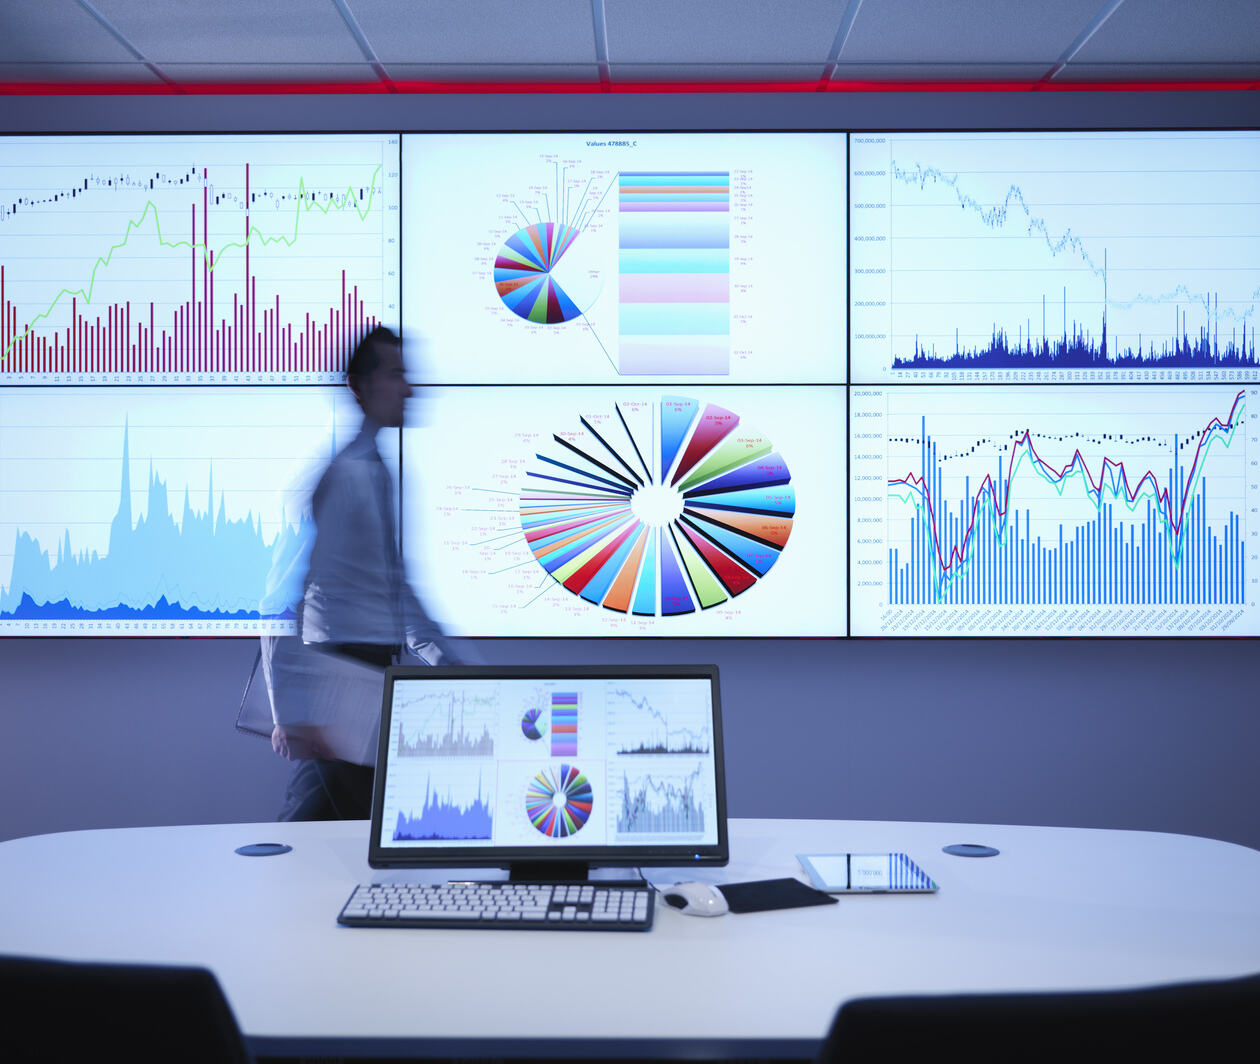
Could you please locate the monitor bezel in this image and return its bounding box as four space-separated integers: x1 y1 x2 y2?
368 663 729 870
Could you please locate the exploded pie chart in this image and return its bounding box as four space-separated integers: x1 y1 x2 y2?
519 396 796 617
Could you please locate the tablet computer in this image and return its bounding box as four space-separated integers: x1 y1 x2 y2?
797 853 938 893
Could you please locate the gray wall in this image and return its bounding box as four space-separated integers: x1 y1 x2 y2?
2 636 1256 847
2 90 1257 849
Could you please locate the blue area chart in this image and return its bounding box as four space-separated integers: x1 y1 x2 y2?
1 422 305 627
393 774 493 841
519 396 797 617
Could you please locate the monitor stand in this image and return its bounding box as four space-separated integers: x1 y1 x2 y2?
508 860 590 883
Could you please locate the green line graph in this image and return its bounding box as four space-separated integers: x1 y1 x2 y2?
0 135 399 378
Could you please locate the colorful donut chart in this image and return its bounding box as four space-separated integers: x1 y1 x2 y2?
524 764 593 838
519 396 795 616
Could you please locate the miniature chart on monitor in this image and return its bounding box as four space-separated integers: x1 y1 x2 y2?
849 130 1260 384
0 134 400 385
376 674 722 853
402 132 846 384
0 386 366 635
403 385 845 636
849 384 1259 637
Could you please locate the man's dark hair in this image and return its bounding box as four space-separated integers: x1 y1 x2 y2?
346 325 400 385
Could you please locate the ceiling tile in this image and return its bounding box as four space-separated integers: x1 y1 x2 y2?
384 63 601 84
89 0 366 63
608 62 827 83
1072 0 1260 63
159 63 383 85
839 0 1101 63
0 62 163 84
0 0 138 63
349 0 598 63
604 0 844 62
829 62 1053 83
1055 62 1260 82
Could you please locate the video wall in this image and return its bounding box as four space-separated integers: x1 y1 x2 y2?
0 130 1256 637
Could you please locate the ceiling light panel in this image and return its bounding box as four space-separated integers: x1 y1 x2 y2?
1071 0 1260 63
88 0 367 63
838 0 1102 63
0 1 139 62
604 0 843 63
348 0 598 64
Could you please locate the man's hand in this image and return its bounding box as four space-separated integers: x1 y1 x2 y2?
271 723 333 761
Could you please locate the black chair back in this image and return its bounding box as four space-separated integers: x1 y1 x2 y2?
820 973 1260 1061
0 955 254 1064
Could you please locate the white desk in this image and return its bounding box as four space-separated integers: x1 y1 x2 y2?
2 818 1258 1060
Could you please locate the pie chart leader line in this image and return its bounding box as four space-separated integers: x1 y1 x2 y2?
615 402 656 483
531 454 634 494
550 401 655 493
512 164 609 235
580 414 646 486
521 499 629 536
518 397 796 617
531 513 637 570
550 434 639 489
499 168 620 372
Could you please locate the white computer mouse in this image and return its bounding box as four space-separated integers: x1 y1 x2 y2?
661 881 729 917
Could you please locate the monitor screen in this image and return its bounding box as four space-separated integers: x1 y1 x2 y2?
403 384 846 638
401 131 846 385
369 665 728 872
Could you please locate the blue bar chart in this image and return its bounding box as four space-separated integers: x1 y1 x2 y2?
849 385 1259 636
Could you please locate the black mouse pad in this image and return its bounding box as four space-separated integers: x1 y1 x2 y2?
718 877 838 914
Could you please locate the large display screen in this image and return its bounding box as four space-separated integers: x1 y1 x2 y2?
1 129 1256 638
403 385 846 637
1 134 400 385
849 130 1259 385
402 132 846 384
849 384 1257 637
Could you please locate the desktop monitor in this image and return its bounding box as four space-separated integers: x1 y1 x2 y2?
369 664 728 880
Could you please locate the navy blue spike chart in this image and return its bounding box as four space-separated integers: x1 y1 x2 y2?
849 131 1260 384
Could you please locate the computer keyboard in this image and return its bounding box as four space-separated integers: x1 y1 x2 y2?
338 881 655 931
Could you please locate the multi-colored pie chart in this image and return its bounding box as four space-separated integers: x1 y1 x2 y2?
525 764 593 838
521 707 546 741
519 396 795 616
493 222 585 324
